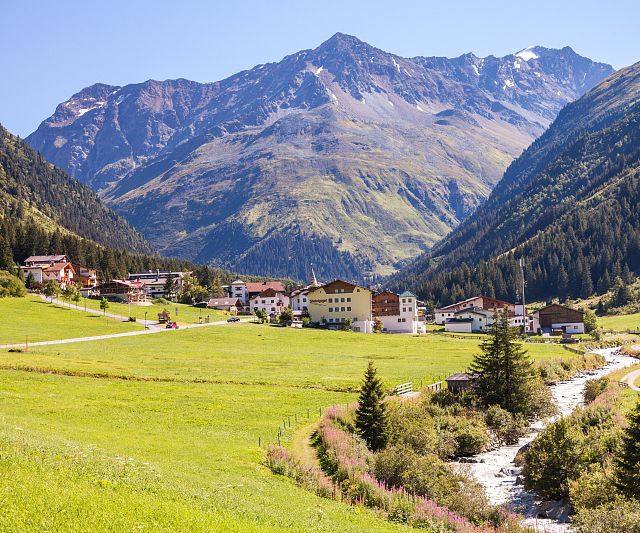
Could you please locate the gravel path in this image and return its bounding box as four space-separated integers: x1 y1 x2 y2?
620 367 640 391
458 348 638 532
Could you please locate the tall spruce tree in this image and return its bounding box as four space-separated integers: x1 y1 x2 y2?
469 309 533 415
615 399 640 500
355 361 388 452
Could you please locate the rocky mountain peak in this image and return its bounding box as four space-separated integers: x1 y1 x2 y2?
26 35 616 280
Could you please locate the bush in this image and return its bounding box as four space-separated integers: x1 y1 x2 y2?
451 418 489 456
583 377 610 403
568 467 618 512
0 270 26 297
573 499 640 532
485 405 528 445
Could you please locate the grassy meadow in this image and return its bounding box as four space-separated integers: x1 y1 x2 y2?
599 312 640 332
0 296 578 530
0 295 143 345
78 296 228 325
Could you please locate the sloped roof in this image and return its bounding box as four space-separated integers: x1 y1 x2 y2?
399 290 418 298
246 281 286 293
208 298 241 306
25 254 67 263
43 262 74 273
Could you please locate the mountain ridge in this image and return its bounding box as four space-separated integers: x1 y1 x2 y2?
27 34 614 280
391 61 640 304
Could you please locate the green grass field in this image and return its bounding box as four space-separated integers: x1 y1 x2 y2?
0 298 577 530
2 323 572 390
599 312 640 332
78 296 228 325
0 296 143 345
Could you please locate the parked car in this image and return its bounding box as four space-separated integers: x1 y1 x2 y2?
227 317 240 323
193 301 208 308
165 321 179 329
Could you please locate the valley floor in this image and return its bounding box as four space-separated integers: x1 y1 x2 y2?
0 296 581 530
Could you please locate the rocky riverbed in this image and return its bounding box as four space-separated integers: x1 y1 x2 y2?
458 348 638 532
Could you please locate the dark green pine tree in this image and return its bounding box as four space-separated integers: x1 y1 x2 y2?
469 309 532 415
355 361 388 452
615 399 640 500
469 312 505 407
0 235 14 270
501 317 533 414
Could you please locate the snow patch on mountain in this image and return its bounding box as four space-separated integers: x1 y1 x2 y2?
515 46 539 61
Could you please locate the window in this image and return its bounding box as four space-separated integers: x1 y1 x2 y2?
341 298 345 303
402 307 406 313
347 297 351 302
347 307 351 312
329 307 333 312
341 307 345 312
270 299 274 304
261 299 266 304
402 318 406 323
398 318 402 323
328 298 332 303
302 297 306 302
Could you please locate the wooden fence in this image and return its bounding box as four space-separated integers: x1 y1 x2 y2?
394 382 413 395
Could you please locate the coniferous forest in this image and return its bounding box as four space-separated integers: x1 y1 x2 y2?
392 61 640 305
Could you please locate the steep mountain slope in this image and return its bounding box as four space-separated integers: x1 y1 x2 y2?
0 123 244 286
0 123 151 253
27 34 614 279
392 62 640 304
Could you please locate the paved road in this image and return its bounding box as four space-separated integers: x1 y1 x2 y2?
621 367 640 391
1 297 254 350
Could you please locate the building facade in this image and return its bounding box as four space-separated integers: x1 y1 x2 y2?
97 280 147 304
207 297 242 314
435 296 515 325
532 304 585 334
127 271 188 300
249 288 290 315
307 280 373 332
373 290 424 334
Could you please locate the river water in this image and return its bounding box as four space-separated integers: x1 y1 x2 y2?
459 348 637 532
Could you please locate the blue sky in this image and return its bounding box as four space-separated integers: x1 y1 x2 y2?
2 0 637 136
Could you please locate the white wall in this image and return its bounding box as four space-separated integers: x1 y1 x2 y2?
444 321 473 333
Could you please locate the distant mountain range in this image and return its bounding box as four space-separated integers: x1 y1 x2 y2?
27 34 614 280
391 61 640 304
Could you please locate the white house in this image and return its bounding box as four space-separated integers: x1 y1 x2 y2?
290 287 311 313
228 280 248 307
207 297 242 314
445 308 494 333
249 288 290 315
435 296 515 325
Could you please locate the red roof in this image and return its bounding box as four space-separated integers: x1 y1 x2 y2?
246 281 286 293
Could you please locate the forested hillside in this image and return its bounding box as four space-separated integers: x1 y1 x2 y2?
0 124 151 253
392 61 640 305
0 123 242 286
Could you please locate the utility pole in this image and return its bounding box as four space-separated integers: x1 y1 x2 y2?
519 257 527 332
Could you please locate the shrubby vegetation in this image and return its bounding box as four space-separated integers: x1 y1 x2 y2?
0 270 26 297
520 376 640 531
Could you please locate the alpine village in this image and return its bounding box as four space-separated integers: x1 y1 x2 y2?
1 5 640 533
